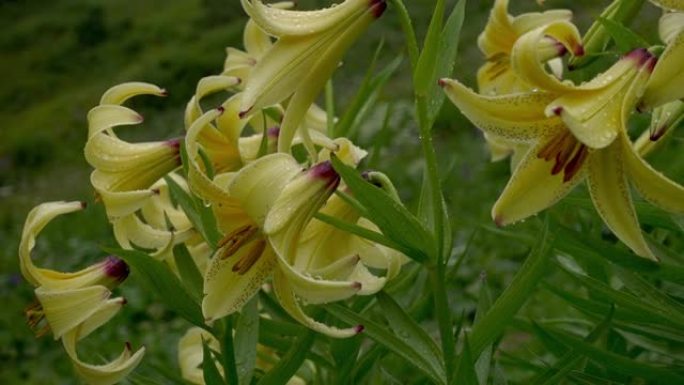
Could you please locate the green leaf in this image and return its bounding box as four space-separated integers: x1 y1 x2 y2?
377 291 445 380
324 303 446 385
426 0 466 125
173 243 204 302
556 267 684 330
542 326 684 384
202 338 226 385
474 274 493 385
469 219 554 358
234 296 259 385
531 309 613 385
453 335 479 385
417 168 453 261
596 17 650 53
256 330 316 385
413 0 445 97
335 41 402 138
105 247 205 329
330 155 435 263
165 175 222 249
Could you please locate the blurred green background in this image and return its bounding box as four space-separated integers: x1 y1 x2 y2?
1 0 674 384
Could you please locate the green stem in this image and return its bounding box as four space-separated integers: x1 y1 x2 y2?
417 96 444 260
325 79 335 137
388 0 419 71
429 267 454 384
221 316 239 385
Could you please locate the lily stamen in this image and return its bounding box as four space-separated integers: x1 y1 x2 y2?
232 239 267 275
218 224 260 259
537 130 588 182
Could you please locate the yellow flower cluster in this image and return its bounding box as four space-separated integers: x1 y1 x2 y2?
18 1 403 384
441 0 684 260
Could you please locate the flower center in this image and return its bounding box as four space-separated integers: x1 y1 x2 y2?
537 130 588 182
25 301 49 337
218 224 260 259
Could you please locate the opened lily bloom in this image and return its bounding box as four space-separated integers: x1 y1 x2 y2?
85 82 181 219
203 152 382 337
475 0 583 161
476 0 581 96
239 0 386 153
19 201 144 385
442 46 684 260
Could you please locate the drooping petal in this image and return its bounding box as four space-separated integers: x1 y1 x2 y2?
272 269 361 338
241 0 374 37
492 136 587 226
239 0 382 123
477 0 572 56
510 21 583 93
440 78 562 142
35 285 111 339
99 82 166 106
586 140 656 260
623 132 684 213
19 201 84 286
642 29 684 109
61 300 145 385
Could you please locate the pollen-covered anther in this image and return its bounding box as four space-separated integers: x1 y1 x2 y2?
218 224 260 259
231 239 266 275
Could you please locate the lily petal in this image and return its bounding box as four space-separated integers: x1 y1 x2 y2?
623 132 684 213
35 285 111 340
492 136 586 226
272 269 360 338
99 82 166 106
241 0 374 37
440 78 562 142
586 140 656 260
510 21 583 93
202 241 276 322
642 29 684 109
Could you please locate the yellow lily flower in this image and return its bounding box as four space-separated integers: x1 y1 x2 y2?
475 1 583 162
19 201 144 384
641 12 684 109
238 0 386 153
476 0 581 96
223 1 295 82
178 327 309 385
86 82 181 219
442 48 684 260
178 327 223 384
202 154 361 335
